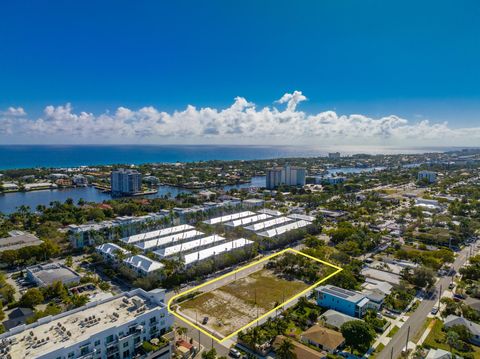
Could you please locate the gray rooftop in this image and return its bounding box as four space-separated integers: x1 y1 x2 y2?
320 309 360 329
0 232 42 252
444 315 480 336
27 263 81 287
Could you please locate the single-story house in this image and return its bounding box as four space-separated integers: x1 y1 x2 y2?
465 297 480 313
273 335 326 359
300 325 345 353
319 309 360 330
444 315 480 346
3 307 34 331
425 348 452 359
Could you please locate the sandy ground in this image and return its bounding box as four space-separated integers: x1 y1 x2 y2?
179 269 308 337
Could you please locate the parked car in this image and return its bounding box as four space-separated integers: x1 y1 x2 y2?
202 316 209 324
448 283 455 290
431 306 439 315
229 348 241 358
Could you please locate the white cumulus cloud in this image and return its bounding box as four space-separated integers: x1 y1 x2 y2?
1 91 479 146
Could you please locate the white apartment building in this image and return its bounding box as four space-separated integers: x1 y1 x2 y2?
110 169 142 196
0 288 173 359
266 164 306 189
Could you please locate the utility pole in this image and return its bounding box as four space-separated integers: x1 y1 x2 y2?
438 284 442 308
196 310 200 349
405 325 410 354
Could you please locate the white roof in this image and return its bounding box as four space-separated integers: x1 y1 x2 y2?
124 255 164 273
96 242 130 257
135 230 203 251
120 224 194 244
184 238 253 265
202 211 255 225
153 234 225 258
257 208 283 216
257 220 311 238
287 213 315 222
224 214 271 227
244 216 292 231
1 289 166 359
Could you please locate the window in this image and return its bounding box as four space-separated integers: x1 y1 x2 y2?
123 350 130 358
68 352 74 358
95 340 101 346
134 337 141 344
80 346 89 356
123 342 129 348
149 316 157 324
106 335 114 343
119 331 124 337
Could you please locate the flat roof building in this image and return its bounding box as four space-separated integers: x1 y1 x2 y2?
110 168 142 196
0 288 173 359
266 164 306 190
0 231 43 252
26 263 81 287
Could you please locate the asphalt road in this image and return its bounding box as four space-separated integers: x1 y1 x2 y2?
377 241 477 359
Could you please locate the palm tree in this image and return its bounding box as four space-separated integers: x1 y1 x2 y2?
276 338 297 359
446 330 459 352
176 327 188 340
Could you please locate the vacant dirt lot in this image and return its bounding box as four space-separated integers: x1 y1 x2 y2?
179 269 309 337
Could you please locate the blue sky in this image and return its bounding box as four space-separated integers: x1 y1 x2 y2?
1 1 480 145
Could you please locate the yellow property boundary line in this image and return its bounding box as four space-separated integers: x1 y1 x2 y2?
167 247 343 343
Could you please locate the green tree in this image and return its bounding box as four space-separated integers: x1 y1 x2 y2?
276 338 297 359
340 320 375 354
201 348 217 359
402 266 435 289
446 330 459 352
19 288 44 308
64 255 73 267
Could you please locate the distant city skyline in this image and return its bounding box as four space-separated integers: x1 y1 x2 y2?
1 1 479 145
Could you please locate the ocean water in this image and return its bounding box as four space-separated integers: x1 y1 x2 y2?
0 145 459 170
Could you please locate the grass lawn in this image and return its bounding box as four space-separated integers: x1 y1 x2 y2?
219 269 308 310
387 325 400 337
424 319 480 357
369 343 385 359
412 317 433 344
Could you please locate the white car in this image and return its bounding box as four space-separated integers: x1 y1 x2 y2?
229 348 241 358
